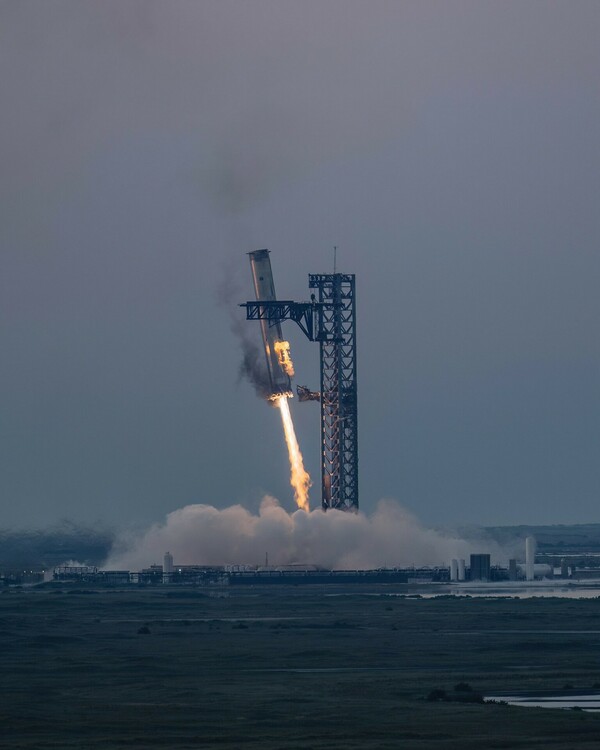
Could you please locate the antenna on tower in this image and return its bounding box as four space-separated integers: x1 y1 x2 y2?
333 245 337 274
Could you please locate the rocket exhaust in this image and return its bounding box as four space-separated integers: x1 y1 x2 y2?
276 394 311 511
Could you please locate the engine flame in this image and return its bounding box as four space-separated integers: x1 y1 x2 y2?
275 395 311 511
274 340 295 378
267 390 293 402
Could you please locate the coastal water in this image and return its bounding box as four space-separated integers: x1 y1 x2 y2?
430 582 600 599
327 582 600 599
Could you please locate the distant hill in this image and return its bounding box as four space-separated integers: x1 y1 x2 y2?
467 523 600 553
0 524 114 570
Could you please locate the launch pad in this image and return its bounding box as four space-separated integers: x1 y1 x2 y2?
242 252 358 512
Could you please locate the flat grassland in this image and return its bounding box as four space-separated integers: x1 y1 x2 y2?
2 586 600 749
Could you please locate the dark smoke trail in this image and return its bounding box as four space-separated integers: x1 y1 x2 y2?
217 259 270 398
238 336 271 399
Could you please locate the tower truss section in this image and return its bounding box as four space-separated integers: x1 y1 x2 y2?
309 273 358 511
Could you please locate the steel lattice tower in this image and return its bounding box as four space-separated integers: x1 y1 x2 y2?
309 274 358 511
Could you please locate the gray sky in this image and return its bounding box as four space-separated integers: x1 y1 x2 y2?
1 0 599 529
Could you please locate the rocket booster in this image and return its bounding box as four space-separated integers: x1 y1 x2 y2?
248 249 292 398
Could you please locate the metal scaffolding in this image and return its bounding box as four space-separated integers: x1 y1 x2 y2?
309 274 358 511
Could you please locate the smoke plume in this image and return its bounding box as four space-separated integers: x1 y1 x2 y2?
217 259 271 398
106 498 504 571
234 321 271 399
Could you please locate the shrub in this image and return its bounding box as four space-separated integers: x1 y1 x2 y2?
454 682 472 692
427 689 447 702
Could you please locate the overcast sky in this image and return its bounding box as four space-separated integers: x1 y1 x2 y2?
1 1 599 529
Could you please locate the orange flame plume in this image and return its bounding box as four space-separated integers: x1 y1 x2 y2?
274 340 295 378
275 395 311 511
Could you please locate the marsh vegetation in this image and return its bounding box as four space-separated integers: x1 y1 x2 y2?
2 586 600 748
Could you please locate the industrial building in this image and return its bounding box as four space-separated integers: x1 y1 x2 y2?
41 558 600 588
41 537 600 589
469 554 491 581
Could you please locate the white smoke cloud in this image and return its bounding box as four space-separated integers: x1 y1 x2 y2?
106 497 505 571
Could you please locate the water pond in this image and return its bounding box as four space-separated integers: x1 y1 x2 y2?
486 693 600 711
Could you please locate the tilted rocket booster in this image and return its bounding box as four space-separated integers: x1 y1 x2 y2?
248 249 293 399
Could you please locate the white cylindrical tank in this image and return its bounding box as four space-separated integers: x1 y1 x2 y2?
536 563 552 578
517 562 552 580
450 559 458 581
525 536 536 581
458 559 466 581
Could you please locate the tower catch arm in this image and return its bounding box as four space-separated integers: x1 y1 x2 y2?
240 300 322 341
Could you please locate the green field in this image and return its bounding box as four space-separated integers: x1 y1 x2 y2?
2 586 600 749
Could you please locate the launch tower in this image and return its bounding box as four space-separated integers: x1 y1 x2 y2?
309 273 358 511
242 256 358 512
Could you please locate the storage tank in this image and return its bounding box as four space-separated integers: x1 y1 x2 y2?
457 558 466 581
450 559 458 581
525 536 536 581
163 551 174 583
517 562 552 580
